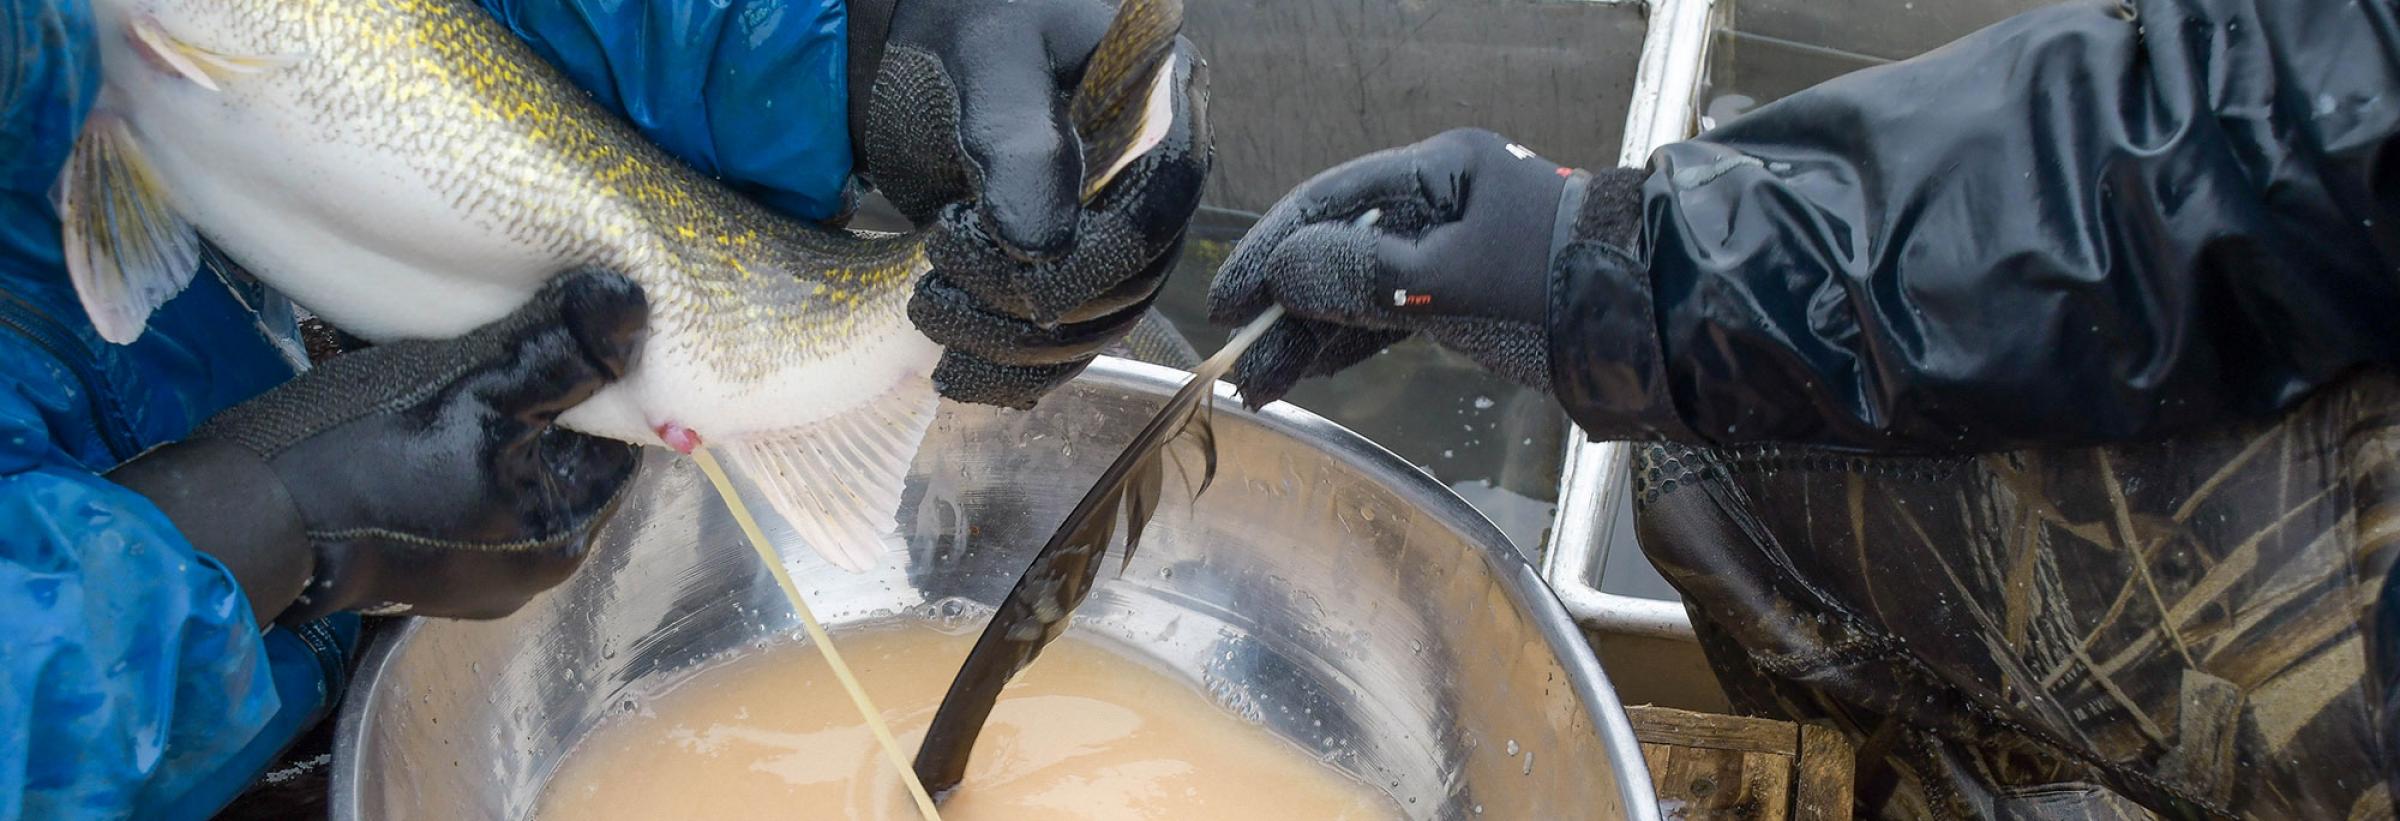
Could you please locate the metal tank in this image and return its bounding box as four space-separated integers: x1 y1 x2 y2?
329 358 1659 821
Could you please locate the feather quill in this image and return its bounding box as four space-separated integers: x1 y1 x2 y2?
912 305 1284 799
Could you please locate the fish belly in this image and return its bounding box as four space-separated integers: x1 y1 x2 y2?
121 61 942 454
90 0 947 573
91 5 568 341
558 306 942 448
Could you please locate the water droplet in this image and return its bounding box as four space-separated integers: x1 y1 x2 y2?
1472 396 1494 410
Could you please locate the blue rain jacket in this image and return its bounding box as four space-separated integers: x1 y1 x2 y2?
0 0 850 815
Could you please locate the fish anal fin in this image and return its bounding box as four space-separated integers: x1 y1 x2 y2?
719 376 940 574
127 16 291 92
57 112 200 345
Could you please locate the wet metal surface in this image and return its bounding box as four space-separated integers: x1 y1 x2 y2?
860 0 1657 568
1152 244 1573 560
331 359 1656 821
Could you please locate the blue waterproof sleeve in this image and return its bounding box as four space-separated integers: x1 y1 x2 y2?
0 383 279 819
0 0 852 809
475 0 856 223
3 2 359 817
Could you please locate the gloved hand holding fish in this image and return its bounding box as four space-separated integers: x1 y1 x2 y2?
60 0 1207 579
108 270 649 626
853 0 1213 409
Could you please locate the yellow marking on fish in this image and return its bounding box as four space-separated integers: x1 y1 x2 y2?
231 0 1046 382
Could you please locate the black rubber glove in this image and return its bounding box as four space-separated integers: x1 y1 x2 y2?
1208 128 1643 407
108 271 649 625
850 0 1212 409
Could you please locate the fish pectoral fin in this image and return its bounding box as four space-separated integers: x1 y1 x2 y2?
719 376 941 574
56 112 200 345
128 16 291 92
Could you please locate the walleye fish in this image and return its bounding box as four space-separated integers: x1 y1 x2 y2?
61 0 1186 573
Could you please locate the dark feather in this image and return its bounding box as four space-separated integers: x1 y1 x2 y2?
912 353 1216 797
909 0 1203 798
1122 448 1166 576
913 304 1287 799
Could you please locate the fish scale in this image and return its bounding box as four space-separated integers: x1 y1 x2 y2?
62 0 1187 574
206 0 916 370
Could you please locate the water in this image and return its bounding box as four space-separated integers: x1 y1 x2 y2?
1150 241 1569 558
1703 0 2060 127
839 0 1665 564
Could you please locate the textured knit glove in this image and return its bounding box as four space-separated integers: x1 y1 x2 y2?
1209 128 1643 406
850 0 1212 408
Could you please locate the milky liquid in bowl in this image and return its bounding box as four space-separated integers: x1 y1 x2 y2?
330 360 1655 821
534 623 1400 820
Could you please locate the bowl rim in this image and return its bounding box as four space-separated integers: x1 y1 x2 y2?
327 355 1661 821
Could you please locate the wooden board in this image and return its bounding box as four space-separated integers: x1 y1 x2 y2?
1628 706 1856 821
1792 724 1855 821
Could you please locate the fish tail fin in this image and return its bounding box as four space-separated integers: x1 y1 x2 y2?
719 374 940 574
1069 0 1187 201
55 111 200 345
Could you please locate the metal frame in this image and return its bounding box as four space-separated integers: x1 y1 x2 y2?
1538 0 1722 644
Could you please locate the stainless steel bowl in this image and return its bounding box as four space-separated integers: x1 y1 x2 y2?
329 358 1658 820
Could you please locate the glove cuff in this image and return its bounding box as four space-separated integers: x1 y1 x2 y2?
1534 163 1648 302
1549 168 1594 279
846 0 904 157
108 438 313 626
1571 165 1649 250
1543 165 1696 443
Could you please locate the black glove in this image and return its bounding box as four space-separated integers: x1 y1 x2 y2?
109 271 649 625
849 0 1211 409
1208 128 1644 406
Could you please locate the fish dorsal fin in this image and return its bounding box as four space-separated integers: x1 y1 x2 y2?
126 16 291 92
56 112 199 345
720 374 941 573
